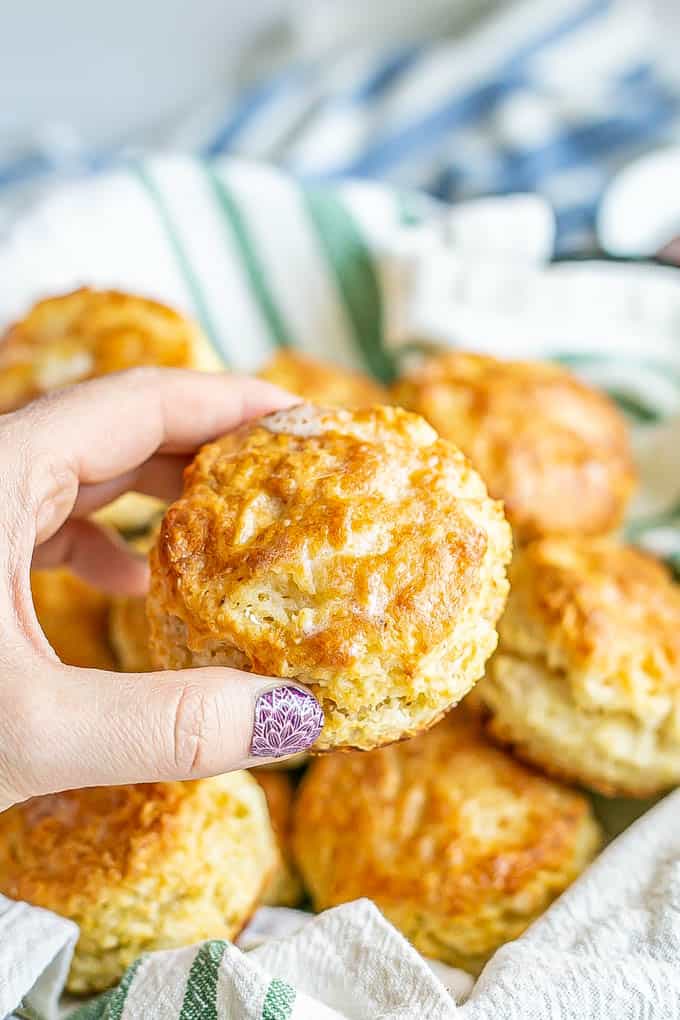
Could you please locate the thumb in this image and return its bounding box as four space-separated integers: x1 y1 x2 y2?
30 665 323 795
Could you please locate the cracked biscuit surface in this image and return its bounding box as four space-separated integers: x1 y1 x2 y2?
148 404 512 750
0 287 221 411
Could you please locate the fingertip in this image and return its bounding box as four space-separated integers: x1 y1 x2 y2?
248 684 324 761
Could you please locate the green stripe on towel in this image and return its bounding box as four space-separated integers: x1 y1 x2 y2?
302 188 395 383
207 169 293 350
261 977 296 1020
69 956 144 1020
178 940 227 1020
606 390 661 424
134 163 225 360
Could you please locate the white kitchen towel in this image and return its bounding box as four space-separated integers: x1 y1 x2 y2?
463 788 680 1020
0 897 77 1020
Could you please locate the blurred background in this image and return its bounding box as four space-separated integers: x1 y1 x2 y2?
2 0 680 258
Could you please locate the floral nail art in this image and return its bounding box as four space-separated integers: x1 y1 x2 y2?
251 686 324 758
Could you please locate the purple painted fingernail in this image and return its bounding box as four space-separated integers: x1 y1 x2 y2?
251 686 324 758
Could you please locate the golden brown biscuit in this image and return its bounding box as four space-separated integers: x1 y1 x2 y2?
0 288 223 533
258 349 387 408
109 595 152 672
479 537 680 797
31 568 115 670
254 771 304 907
392 351 635 543
147 404 512 750
292 710 601 973
0 773 277 994
0 287 222 410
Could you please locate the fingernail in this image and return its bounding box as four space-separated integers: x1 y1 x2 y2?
251 686 324 758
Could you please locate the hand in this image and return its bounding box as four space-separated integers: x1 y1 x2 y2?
0 367 323 810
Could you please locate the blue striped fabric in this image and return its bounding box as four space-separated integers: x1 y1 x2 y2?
1 0 679 254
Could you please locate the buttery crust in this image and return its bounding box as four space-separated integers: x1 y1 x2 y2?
479 537 680 796
392 351 635 543
254 770 305 907
292 709 601 973
147 404 512 750
0 773 277 994
31 568 115 670
258 349 387 408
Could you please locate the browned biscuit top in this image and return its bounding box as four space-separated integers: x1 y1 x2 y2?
293 710 600 930
392 351 635 542
501 537 680 693
148 403 511 750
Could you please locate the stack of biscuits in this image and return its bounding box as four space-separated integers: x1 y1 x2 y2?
0 288 676 995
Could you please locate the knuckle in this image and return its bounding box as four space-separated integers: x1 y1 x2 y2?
170 682 211 777
31 450 75 497
31 454 78 541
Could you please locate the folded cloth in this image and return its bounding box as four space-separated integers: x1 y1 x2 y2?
2 0 680 255
46 902 461 1020
6 792 680 1019
0 897 77 1020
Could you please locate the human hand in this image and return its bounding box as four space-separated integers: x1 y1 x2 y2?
0 367 323 810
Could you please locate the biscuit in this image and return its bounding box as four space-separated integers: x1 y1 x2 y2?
147 404 512 750
292 710 601 973
392 351 635 542
254 771 304 907
258 349 387 408
0 773 277 994
31 568 115 670
109 595 153 672
0 288 223 533
480 537 680 796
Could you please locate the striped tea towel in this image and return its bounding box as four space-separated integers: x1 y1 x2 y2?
2 0 680 256
64 901 461 1020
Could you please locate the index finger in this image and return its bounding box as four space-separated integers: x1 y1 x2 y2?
2 367 296 547
11 366 296 487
